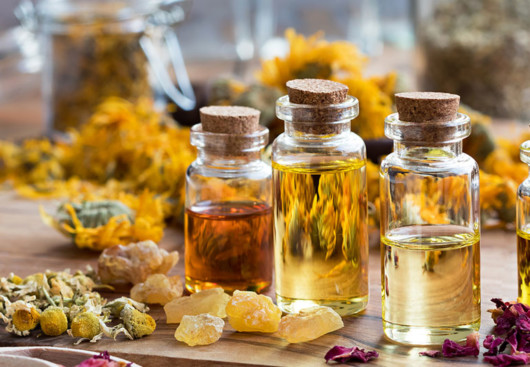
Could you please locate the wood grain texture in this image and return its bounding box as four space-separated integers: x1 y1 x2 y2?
0 191 518 366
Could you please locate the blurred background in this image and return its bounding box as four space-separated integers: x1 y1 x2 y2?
0 0 528 139
0 0 527 229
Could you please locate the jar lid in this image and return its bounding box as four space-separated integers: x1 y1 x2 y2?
34 0 189 25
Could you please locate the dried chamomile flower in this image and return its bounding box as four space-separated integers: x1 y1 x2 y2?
40 306 68 336
104 297 149 318
225 290 281 333
97 240 179 284
277 306 344 343
164 288 230 324
175 314 224 346
120 304 156 339
70 312 102 340
130 274 183 305
3 300 41 336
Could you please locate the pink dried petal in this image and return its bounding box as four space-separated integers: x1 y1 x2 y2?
325 346 379 364
483 353 530 367
75 352 125 367
506 331 519 352
516 315 530 333
441 335 480 358
419 350 441 358
496 309 518 335
484 335 507 356
492 299 510 310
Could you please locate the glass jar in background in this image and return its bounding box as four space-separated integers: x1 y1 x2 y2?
16 0 196 136
380 92 480 345
185 105 272 294
272 79 368 316
517 142 530 304
415 0 530 120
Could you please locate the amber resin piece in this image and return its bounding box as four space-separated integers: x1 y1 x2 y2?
97 240 179 284
174 313 225 346
164 288 231 324
130 274 183 305
225 290 281 333
277 306 344 343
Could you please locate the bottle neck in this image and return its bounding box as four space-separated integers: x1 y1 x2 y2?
197 149 262 169
284 120 351 139
394 141 462 160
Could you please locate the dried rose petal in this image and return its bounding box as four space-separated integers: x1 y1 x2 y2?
483 353 530 367
441 335 480 358
495 309 518 335
75 351 130 367
418 350 441 358
325 346 379 364
516 315 530 333
420 333 479 359
484 335 506 356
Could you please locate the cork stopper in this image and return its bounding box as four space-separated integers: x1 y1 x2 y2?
287 79 348 105
395 92 460 123
199 106 260 134
196 105 266 156
282 79 353 135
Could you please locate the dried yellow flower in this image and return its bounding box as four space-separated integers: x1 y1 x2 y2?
40 306 68 336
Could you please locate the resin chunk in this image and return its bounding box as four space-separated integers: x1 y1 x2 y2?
164 288 230 323
97 240 179 284
130 274 183 305
225 290 281 333
175 314 224 346
277 306 344 343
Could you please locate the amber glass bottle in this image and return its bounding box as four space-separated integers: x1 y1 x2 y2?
185 106 272 293
272 79 368 316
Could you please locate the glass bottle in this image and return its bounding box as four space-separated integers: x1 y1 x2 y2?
517 141 530 304
380 92 480 345
272 79 368 316
17 0 195 136
185 106 272 294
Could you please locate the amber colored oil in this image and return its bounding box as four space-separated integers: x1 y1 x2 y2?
381 224 481 345
517 229 530 304
273 160 368 316
185 201 273 293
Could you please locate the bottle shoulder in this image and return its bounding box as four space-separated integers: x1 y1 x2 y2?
271 132 366 166
380 152 478 176
187 160 272 181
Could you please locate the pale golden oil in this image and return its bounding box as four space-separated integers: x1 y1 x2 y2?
272 159 368 316
517 228 530 304
381 224 480 345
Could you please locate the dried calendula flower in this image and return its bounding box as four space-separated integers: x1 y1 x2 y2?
277 306 344 343
97 240 179 284
40 306 68 336
130 274 183 305
120 304 156 339
164 288 231 324
225 290 281 333
41 193 165 251
70 312 101 340
175 314 225 346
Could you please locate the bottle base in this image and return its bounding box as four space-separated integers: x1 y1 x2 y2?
276 294 368 316
185 277 271 294
382 319 481 345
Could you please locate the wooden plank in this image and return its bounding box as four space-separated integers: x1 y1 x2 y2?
0 190 519 366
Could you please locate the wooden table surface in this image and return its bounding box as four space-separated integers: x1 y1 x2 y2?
0 190 518 366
